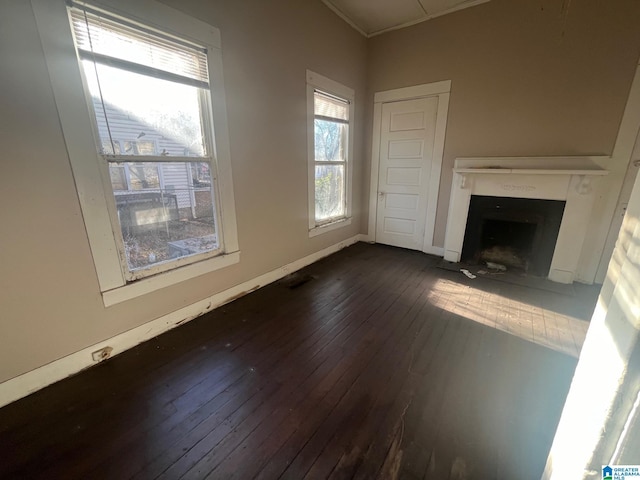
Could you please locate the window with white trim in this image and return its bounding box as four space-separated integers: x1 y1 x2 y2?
69 3 224 276
32 0 239 304
306 71 354 236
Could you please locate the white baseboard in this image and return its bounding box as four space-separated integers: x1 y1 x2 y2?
353 232 443 256
358 233 374 243
0 235 362 408
423 245 445 257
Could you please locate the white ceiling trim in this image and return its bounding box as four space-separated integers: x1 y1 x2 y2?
372 0 491 37
320 0 368 37
321 0 491 38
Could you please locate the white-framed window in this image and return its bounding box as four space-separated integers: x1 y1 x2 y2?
306 70 354 237
32 0 239 305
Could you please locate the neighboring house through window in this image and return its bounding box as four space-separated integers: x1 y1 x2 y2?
33 0 239 305
306 70 354 237
106 141 160 191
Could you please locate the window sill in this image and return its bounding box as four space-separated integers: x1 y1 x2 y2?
102 250 240 307
309 217 352 238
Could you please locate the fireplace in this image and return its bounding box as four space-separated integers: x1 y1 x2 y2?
460 196 565 276
443 157 608 284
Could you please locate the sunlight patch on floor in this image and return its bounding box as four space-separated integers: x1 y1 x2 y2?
427 278 589 357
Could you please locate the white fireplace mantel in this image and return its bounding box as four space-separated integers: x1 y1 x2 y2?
443 156 609 284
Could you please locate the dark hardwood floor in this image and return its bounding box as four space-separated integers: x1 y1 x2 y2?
0 243 599 479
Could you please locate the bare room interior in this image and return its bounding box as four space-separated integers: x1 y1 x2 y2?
2 0 640 478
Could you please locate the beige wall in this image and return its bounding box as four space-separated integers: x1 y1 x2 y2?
366 0 640 246
0 0 366 383
3 0 640 391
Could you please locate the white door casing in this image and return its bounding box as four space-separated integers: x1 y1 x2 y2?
596 132 640 282
367 81 451 255
375 97 438 250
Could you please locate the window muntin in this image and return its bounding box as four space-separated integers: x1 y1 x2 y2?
313 91 349 223
69 4 222 278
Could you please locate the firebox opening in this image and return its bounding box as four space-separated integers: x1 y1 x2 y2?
479 219 537 271
461 196 565 277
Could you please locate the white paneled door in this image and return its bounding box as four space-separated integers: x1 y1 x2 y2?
375 97 438 250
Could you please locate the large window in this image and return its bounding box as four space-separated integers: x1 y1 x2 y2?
33 0 239 305
307 71 354 236
69 4 221 277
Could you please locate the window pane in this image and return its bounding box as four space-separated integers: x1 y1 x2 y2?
82 60 206 156
109 164 127 191
315 164 345 221
112 161 218 271
128 163 160 190
190 161 212 187
123 141 155 155
102 140 121 155
314 119 347 162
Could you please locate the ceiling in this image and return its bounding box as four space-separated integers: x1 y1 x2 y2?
321 0 490 37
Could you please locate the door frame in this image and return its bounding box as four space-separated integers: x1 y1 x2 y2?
593 62 640 282
367 81 451 255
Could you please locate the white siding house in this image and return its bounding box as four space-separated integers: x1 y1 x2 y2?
93 99 209 217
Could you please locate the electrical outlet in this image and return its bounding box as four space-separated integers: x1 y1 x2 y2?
91 346 113 362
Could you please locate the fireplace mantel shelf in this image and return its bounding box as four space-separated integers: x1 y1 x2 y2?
453 168 609 176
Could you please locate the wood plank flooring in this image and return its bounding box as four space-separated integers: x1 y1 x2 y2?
0 243 599 479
